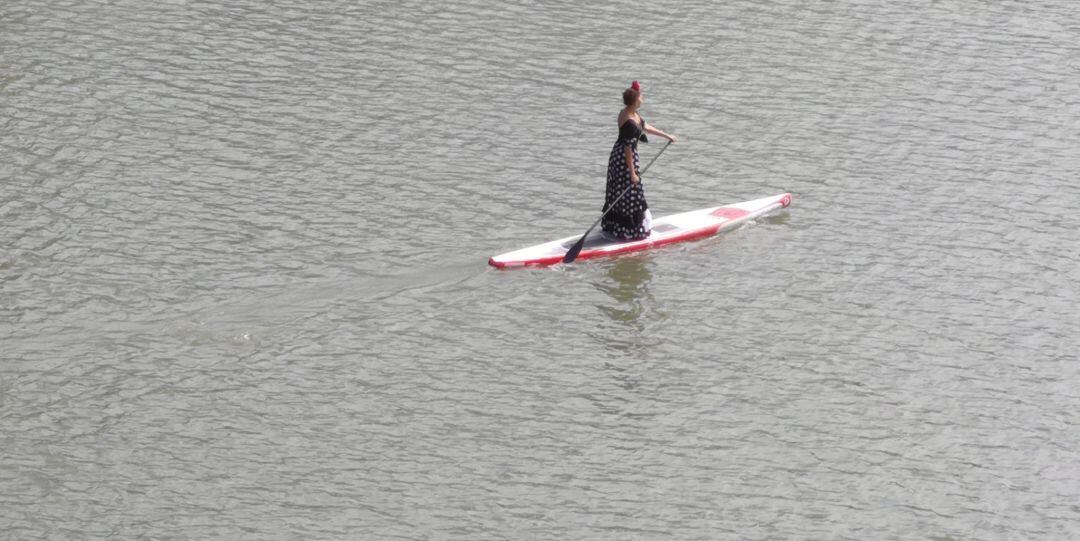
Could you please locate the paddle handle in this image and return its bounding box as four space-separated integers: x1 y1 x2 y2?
562 140 672 264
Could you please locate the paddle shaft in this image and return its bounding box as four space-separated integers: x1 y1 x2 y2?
562 140 672 264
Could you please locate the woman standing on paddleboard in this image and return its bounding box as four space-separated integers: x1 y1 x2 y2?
601 80 677 240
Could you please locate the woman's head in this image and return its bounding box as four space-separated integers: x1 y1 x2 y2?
622 80 643 107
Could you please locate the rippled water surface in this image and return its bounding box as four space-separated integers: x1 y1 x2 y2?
4 0 1080 538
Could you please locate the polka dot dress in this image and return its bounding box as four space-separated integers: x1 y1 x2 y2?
601 117 650 240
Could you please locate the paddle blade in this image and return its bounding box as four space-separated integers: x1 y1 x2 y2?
562 235 586 264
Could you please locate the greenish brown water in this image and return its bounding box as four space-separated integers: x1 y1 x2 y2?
3 0 1079 538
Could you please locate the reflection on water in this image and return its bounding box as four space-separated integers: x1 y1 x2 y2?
760 211 790 226
594 255 660 328
591 254 664 391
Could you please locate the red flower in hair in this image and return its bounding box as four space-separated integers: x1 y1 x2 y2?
631 80 641 91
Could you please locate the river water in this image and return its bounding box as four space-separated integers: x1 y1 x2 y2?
3 0 1079 538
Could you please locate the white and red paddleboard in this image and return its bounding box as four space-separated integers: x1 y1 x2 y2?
489 192 792 268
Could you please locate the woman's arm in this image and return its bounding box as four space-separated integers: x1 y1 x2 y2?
645 124 678 142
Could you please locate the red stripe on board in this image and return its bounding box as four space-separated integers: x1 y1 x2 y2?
711 207 751 219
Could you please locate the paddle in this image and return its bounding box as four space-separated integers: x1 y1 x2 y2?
562 140 672 264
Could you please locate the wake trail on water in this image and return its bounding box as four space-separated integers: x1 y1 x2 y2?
165 257 489 342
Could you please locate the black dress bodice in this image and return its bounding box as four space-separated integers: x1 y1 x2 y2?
618 117 648 144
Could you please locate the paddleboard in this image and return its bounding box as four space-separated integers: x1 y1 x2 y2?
489 193 792 268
